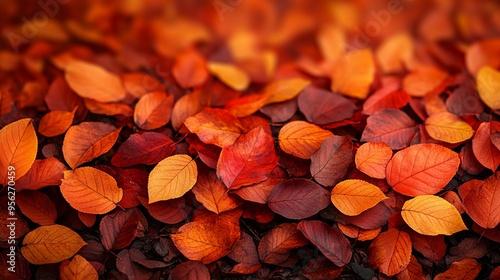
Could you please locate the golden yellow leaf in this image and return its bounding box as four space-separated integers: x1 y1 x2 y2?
331 49 375 100
402 195 467 236
0 118 37 185
148 154 198 203
264 78 310 104
278 121 333 159
476 66 500 110
425 112 474 144
207 62 250 91
65 60 126 103
331 180 388 216
60 255 98 280
61 167 123 214
21 225 87 265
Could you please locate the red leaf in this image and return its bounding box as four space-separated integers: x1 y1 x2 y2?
111 132 175 167
297 86 356 125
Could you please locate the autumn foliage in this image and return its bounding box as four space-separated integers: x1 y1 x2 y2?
1 0 500 279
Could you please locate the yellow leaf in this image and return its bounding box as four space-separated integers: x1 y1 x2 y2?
402 195 467 236
21 225 87 265
60 255 98 280
425 112 474 144
0 118 37 185
264 78 310 104
61 167 123 214
331 49 375 100
207 62 250 91
278 121 333 159
331 179 388 216
65 60 126 103
476 66 500 110
148 154 198 203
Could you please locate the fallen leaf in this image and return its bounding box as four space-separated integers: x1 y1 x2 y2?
331 180 388 216
403 66 448 97
17 191 57 225
168 261 210 280
298 86 356 125
134 92 174 130
461 172 500 229
258 223 308 265
368 228 412 277
434 259 481 280
278 121 333 159
472 121 500 171
192 171 241 214
355 142 393 179
207 62 250 91
38 109 76 137
264 78 310 104
331 49 375 99
15 158 67 191
111 132 175 167
60 255 98 280
425 112 474 144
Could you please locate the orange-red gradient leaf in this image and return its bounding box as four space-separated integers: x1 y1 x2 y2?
267 179 330 219
331 180 388 216
111 132 175 167
17 191 57 225
434 259 481 280
65 60 126 103
21 225 87 265
0 118 37 185
217 127 277 189
297 220 352 267
192 171 241 214
368 228 412 277
386 144 460 196
258 223 308 265
61 167 123 214
472 121 500 171
148 154 197 203
425 112 474 144
355 142 393 179
461 172 500 229
38 109 76 137
15 158 67 191
402 195 467 236
278 121 333 159
173 48 209 89
60 255 98 280
134 92 174 130
62 122 121 169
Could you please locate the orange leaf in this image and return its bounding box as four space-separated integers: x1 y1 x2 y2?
472 121 500 171
148 154 197 203
207 62 250 91
62 122 121 169
173 48 209 89
60 255 98 280
61 167 123 214
258 223 308 265
361 109 418 150
84 99 133 117
264 78 310 104
171 209 241 264
0 118 37 185
297 220 352 267
65 60 126 103
376 33 413 73
337 224 381 241
331 179 388 216
278 120 333 159
17 191 57 225
21 225 87 265
396 255 426 280
134 92 174 130
192 171 241 214
355 142 393 179
267 179 330 219
403 66 448 97
402 195 467 236
386 144 460 196
461 172 500 229
38 109 76 137
331 49 375 99
184 108 243 148
434 259 481 280
368 228 412 277
15 158 67 191
0 86 13 116
425 112 474 144
122 73 165 99
217 127 277 189
465 39 500 76
171 89 210 131
224 93 270 118
233 167 287 204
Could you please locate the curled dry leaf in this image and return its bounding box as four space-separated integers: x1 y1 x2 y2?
61 167 123 214
425 112 474 144
368 228 412 277
60 255 98 280
355 142 393 179
267 179 330 220
148 154 198 203
217 127 277 189
331 179 388 216
38 108 76 137
402 195 467 236
134 92 174 130
386 144 460 196
64 60 126 103
0 118 37 185
63 122 121 169
278 120 333 159
297 220 352 267
21 225 87 265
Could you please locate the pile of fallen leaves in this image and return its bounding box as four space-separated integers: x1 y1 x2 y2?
1 0 500 279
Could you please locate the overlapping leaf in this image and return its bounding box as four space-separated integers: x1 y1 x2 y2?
278 121 333 159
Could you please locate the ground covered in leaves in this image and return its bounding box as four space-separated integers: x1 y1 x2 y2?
1 0 500 279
